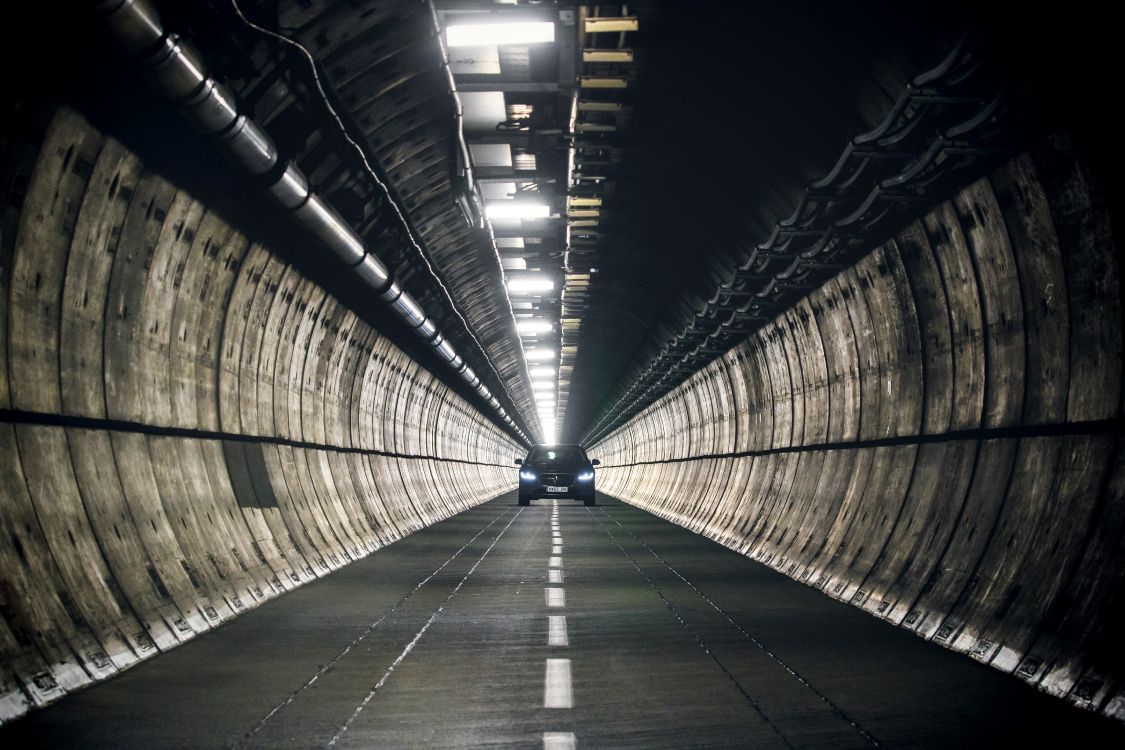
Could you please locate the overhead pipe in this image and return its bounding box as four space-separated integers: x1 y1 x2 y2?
96 0 527 442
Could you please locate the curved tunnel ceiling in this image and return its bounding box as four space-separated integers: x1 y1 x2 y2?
69 0 1111 446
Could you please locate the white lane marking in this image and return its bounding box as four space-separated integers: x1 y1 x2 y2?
549 569 563 584
552 545 563 554
246 507 514 739
543 731 577 749
546 588 566 608
327 510 524 747
548 615 569 646
544 658 573 708
548 556 562 568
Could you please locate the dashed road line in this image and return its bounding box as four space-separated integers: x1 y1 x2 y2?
597 506 882 748
325 508 524 747
544 658 573 708
589 507 796 749
545 500 573 744
549 615 569 646
546 588 566 608
543 731 577 749
236 506 515 745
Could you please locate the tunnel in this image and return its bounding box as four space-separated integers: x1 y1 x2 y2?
1 0 1123 747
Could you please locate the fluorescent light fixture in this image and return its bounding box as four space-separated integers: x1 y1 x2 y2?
508 276 554 293
532 381 554 391
530 367 556 378
525 347 556 360
486 201 550 219
517 320 554 334
536 394 556 403
446 21 555 48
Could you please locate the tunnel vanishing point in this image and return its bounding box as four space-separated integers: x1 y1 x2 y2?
1 0 1124 747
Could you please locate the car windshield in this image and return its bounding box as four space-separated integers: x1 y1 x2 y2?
527 445 587 464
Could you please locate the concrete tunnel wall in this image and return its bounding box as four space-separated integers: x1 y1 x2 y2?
593 141 1125 719
0 107 521 721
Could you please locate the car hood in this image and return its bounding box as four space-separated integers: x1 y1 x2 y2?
527 462 593 473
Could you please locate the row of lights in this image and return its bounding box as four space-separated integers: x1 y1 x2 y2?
488 197 557 442
509 270 558 444
445 17 563 444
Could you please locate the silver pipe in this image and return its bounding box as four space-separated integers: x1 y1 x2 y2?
96 0 527 442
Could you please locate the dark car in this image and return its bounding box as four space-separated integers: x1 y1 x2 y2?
515 444 600 506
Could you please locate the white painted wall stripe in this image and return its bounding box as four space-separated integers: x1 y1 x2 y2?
548 615 568 646
549 556 562 568
549 569 563 584
544 659 573 708
546 588 566 607
543 731 577 749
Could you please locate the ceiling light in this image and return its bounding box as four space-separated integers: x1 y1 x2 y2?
525 347 556 360
529 366 556 378
486 201 551 219
532 381 554 391
507 276 554 293
446 21 555 48
517 320 554 334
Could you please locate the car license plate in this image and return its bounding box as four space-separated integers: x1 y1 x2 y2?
546 486 567 493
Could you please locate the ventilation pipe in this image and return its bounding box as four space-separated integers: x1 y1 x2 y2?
96 0 527 442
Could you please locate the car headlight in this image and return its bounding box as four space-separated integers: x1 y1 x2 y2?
577 470 595 482
519 468 538 482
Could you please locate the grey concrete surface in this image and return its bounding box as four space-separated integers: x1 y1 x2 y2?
3 492 1120 749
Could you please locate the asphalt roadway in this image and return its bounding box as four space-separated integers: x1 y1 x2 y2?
3 492 1122 748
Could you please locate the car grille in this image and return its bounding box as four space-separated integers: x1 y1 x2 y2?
540 473 574 485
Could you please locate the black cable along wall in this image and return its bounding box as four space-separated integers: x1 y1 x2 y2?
594 141 1125 720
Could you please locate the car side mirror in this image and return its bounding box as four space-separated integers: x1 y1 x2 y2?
591 459 601 466
514 458 523 465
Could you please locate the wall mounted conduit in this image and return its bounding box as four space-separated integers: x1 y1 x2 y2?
95 0 528 444
582 36 1009 446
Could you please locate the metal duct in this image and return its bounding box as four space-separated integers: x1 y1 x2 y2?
96 0 527 442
